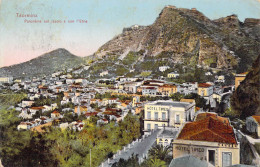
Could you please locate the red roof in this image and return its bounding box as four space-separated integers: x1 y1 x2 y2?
102 118 108 122
159 84 176 88
195 113 229 125
106 108 120 112
144 87 156 89
177 117 237 144
52 110 60 114
252 116 260 124
85 112 98 116
198 83 212 88
30 106 45 110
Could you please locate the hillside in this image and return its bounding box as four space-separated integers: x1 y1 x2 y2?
0 48 84 78
1 6 259 80
231 54 260 119
93 6 260 73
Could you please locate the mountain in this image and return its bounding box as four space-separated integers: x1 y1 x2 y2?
1 6 259 80
93 6 260 73
231 54 260 119
0 48 84 79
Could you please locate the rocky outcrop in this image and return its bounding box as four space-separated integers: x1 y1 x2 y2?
94 6 260 72
231 54 260 118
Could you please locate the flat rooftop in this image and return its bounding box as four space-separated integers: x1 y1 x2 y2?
147 100 191 108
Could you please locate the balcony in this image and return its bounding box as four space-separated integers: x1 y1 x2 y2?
144 118 169 122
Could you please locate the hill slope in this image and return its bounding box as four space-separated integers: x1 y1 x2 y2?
0 48 84 78
231 54 260 118
94 6 260 73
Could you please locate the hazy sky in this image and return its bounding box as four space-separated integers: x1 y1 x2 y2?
0 0 259 67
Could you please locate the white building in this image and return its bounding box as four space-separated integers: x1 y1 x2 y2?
144 100 195 133
159 66 170 72
100 71 109 77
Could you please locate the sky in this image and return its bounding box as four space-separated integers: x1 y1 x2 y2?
0 0 259 67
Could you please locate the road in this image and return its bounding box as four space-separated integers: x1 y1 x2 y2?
100 129 161 167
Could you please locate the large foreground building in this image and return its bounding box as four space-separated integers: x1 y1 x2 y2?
172 116 240 167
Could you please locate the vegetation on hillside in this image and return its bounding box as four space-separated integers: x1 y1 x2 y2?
0 91 141 167
231 55 260 119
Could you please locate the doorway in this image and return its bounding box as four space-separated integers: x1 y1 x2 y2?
208 150 215 166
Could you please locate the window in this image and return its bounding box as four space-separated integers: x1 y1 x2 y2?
176 114 180 124
155 124 158 129
147 111 151 119
208 150 215 166
147 123 151 130
162 112 166 120
222 152 232 167
155 112 158 120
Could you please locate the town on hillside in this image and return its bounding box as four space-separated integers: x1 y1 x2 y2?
0 64 259 167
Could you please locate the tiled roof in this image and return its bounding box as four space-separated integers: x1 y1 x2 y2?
85 112 98 116
180 99 195 103
102 118 108 122
159 84 177 88
198 83 212 88
252 115 260 124
195 113 229 124
52 110 60 114
30 106 45 110
177 117 236 144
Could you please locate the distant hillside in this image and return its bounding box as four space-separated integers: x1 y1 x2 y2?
231 54 260 119
93 6 260 73
1 6 259 80
0 48 84 78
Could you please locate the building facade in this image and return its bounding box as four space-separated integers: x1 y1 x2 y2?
198 83 214 98
144 100 195 133
0 77 13 83
235 72 248 89
158 84 177 96
172 116 240 167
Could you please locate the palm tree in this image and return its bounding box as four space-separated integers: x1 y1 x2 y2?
148 158 167 167
148 144 172 161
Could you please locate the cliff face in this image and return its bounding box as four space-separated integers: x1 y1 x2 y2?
94 6 260 72
231 54 260 118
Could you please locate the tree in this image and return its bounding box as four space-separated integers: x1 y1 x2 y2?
148 145 171 162
183 93 207 108
112 154 140 167
170 92 184 101
148 158 167 167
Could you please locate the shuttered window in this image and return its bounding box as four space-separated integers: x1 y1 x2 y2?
222 152 232 167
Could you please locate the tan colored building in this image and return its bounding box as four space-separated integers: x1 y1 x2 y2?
17 122 32 130
198 83 214 98
173 116 240 167
74 106 88 115
158 84 177 96
235 72 248 89
0 77 13 83
51 111 60 119
168 72 180 78
144 100 195 133
132 96 140 107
